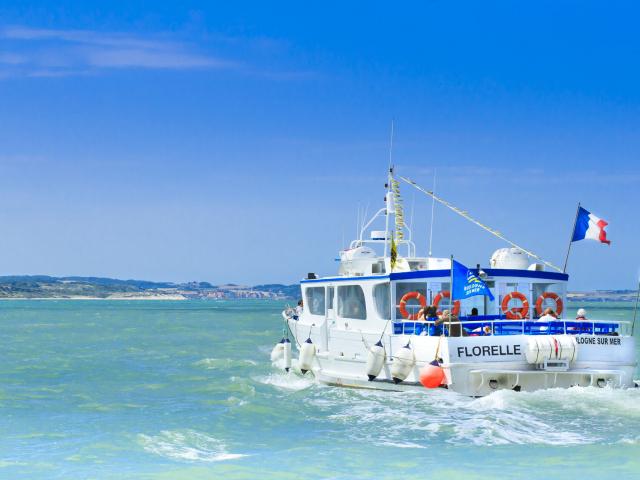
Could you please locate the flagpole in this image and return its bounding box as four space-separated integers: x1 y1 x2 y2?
563 202 581 273
449 255 454 336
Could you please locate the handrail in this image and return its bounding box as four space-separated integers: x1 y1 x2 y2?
392 318 630 337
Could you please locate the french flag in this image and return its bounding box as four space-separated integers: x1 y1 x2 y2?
572 206 611 245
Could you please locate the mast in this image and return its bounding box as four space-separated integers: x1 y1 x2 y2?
563 203 581 273
383 122 394 259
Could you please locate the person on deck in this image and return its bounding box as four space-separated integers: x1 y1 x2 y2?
438 309 466 337
417 305 437 322
566 308 588 334
295 299 303 318
537 307 557 322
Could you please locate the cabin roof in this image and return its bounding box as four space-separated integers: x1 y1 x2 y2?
301 268 568 284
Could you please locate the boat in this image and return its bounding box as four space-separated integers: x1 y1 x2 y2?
273 169 637 396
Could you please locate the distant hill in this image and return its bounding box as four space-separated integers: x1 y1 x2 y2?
0 275 629 302
253 284 301 300
0 276 299 300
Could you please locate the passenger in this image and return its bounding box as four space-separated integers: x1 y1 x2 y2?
350 301 364 319
439 309 466 337
430 309 446 336
567 308 588 333
468 308 489 335
417 305 437 322
295 299 304 317
537 307 557 322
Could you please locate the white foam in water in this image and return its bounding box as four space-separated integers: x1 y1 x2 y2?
256 372 315 391
309 385 621 447
138 430 246 462
193 358 257 370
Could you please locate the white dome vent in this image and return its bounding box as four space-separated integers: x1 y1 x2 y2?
341 246 376 261
490 248 529 270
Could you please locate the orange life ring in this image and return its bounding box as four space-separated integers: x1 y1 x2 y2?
501 291 529 319
535 292 564 316
433 290 461 316
399 291 427 320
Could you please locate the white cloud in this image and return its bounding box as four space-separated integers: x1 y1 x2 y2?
0 26 236 77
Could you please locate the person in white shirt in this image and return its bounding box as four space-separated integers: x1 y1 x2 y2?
537 307 558 322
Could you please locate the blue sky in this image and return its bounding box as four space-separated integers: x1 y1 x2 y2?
0 1 638 289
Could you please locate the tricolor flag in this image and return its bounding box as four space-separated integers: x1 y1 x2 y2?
571 206 610 245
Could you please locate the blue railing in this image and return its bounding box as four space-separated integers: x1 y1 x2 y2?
393 319 623 336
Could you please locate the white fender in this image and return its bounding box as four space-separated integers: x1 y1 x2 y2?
526 335 578 364
525 336 553 364
270 339 285 362
554 335 578 362
299 338 316 374
283 338 292 372
391 343 415 384
366 340 386 381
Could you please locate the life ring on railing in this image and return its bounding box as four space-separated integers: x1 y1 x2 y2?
501 291 529 319
433 291 461 316
399 291 427 320
535 292 564 316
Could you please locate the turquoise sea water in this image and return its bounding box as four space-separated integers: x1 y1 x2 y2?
0 300 639 479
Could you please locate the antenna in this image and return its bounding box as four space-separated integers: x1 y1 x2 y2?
408 192 415 242
383 121 394 258
360 202 370 242
388 120 394 169
356 203 360 245
428 169 436 257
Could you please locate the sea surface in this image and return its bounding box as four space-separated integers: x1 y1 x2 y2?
0 300 639 479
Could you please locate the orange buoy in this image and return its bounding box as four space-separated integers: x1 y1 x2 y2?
501 291 530 319
399 291 427 320
433 290 461 316
535 292 564 316
419 360 445 389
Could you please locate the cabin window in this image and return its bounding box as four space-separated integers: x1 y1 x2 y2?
305 287 326 315
395 282 428 319
496 282 531 318
338 285 367 320
327 287 335 311
429 282 453 311
373 283 390 320
372 261 386 274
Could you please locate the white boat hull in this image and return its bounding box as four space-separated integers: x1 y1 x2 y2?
289 322 637 396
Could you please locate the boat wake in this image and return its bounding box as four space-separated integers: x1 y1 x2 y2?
306 385 640 447
193 358 258 370
137 430 246 462
255 371 315 391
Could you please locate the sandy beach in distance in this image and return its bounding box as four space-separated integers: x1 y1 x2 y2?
0 294 187 301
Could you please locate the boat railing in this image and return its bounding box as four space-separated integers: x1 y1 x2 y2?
392 317 630 337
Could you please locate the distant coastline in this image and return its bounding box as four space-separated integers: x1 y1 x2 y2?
0 276 300 300
0 276 635 302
